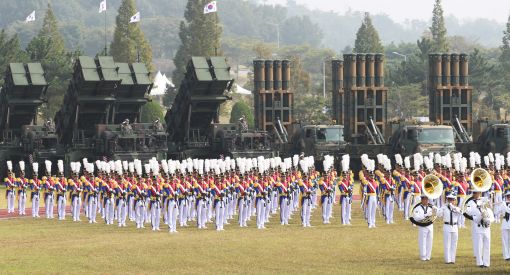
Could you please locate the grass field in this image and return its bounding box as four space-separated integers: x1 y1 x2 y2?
0 187 509 274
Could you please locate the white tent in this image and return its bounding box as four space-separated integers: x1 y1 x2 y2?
235 84 252 95
150 71 175 96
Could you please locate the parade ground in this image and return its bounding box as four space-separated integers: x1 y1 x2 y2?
0 188 508 274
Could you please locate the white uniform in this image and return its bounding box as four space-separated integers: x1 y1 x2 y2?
413 203 434 261
495 201 510 260
437 203 461 263
466 198 493 267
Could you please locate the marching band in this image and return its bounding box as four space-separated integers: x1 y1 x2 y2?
3 151 510 268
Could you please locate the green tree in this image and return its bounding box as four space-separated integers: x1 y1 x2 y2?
141 100 165 123
281 15 323 48
172 0 223 88
353 13 383 53
430 0 448 52
110 0 154 72
26 4 72 119
0 30 26 85
230 101 254 128
500 14 510 70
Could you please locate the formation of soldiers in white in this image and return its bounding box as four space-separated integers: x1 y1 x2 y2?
3 152 510 268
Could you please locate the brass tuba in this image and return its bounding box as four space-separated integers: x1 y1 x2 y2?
470 168 492 192
410 174 443 226
422 174 443 200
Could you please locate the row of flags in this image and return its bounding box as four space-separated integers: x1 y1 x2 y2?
24 0 217 23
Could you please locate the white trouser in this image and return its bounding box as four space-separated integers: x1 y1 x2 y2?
71 195 81 221
136 200 146 228
341 196 351 225
197 199 207 228
117 199 127 226
404 194 411 219
418 225 433 260
474 231 491 266
167 199 178 233
57 194 66 220
264 197 271 222
88 196 97 223
105 198 114 224
502 229 510 260
45 194 54 218
256 198 265 229
494 193 503 222
145 198 151 223
443 230 458 263
32 193 40 217
128 196 135 220
280 197 288 225
367 196 377 227
18 191 27 215
385 197 394 223
7 190 15 213
301 197 311 227
238 198 245 226
322 196 332 223
215 200 225 230
179 199 187 226
151 201 161 230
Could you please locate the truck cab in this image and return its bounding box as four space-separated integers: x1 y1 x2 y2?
390 124 456 156
293 125 346 159
477 123 510 155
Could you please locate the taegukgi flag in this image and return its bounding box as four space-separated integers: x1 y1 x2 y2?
25 10 35 22
99 0 107 13
129 11 140 23
203 1 217 14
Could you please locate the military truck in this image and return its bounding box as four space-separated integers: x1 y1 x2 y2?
0 62 62 176
389 123 457 156
54 55 167 165
453 119 510 156
166 56 275 159
290 124 347 160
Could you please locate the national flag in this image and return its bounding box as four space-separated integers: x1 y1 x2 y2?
99 0 107 13
129 11 140 23
203 1 217 14
25 11 35 22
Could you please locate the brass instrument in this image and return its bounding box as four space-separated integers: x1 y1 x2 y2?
409 174 443 226
470 168 492 192
422 174 443 200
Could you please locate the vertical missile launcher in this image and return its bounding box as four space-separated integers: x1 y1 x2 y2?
54 56 167 163
165 57 274 159
0 62 61 176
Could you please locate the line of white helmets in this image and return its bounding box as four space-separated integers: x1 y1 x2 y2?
6 155 323 177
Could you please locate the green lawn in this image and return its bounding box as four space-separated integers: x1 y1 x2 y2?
0 187 509 274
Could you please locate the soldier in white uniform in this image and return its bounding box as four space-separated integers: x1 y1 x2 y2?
465 190 494 268
437 192 461 264
412 194 436 261
496 190 510 260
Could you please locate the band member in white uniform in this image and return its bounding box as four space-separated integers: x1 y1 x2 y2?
496 189 510 261
437 191 461 264
465 189 494 268
411 194 437 261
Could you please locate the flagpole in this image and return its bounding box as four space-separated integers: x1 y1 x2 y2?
104 5 107 55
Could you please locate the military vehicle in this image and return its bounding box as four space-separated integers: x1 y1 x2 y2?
0 62 62 176
389 123 456 156
166 56 274 159
290 124 346 159
454 119 510 155
54 56 167 166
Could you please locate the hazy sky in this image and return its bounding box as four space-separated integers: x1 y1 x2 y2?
266 0 509 23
